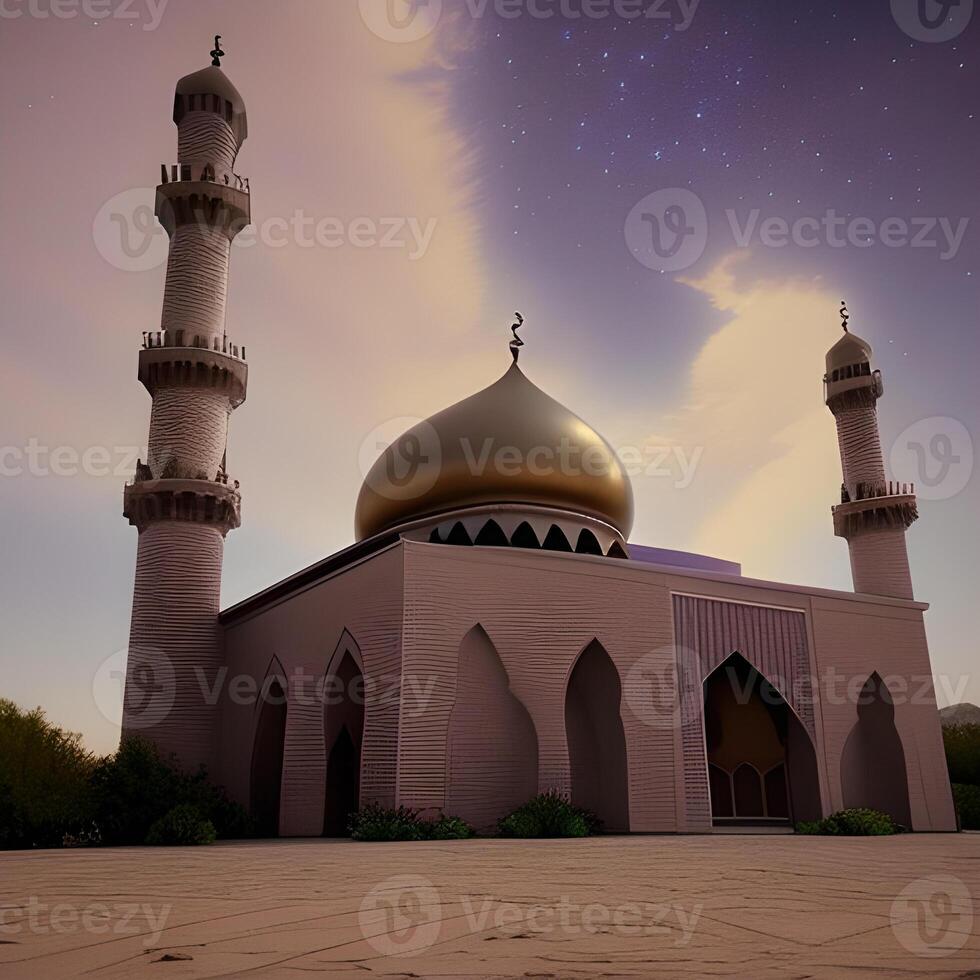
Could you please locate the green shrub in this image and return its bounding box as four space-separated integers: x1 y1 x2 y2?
498 792 600 838
943 724 980 787
0 700 96 849
348 804 474 841
145 805 217 846
91 737 251 846
795 808 898 836
427 815 474 840
952 783 980 830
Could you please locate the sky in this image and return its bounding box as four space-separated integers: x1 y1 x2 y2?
0 0 977 754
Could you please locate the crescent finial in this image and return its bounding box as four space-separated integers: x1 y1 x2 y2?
509 312 525 363
211 35 225 68
840 300 850 334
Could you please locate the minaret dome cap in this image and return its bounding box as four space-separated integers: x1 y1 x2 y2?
826 330 873 375
174 66 248 144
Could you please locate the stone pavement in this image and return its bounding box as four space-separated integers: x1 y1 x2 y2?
1 834 977 978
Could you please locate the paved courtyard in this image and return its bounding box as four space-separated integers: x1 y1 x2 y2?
1 834 978 979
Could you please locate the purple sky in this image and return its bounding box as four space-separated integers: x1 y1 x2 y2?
1 0 977 752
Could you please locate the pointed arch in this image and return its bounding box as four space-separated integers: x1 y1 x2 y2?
575 529 603 555
840 672 912 827
542 525 573 552
475 519 509 547
322 632 365 836
703 652 820 824
446 521 473 546
446 625 538 832
607 541 629 559
511 521 541 549
564 639 629 831
250 656 288 837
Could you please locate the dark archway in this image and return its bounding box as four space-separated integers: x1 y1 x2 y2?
446 626 538 832
475 519 508 547
250 676 287 837
542 525 573 552
564 640 629 831
840 673 912 827
703 653 820 824
575 529 603 555
323 648 365 836
607 541 629 559
446 521 473 546
511 521 541 549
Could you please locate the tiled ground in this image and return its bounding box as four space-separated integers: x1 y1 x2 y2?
1 834 977 979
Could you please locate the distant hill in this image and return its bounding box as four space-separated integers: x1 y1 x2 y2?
939 703 980 727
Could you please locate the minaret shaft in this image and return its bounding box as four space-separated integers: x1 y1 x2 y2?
122 59 250 771
825 316 917 601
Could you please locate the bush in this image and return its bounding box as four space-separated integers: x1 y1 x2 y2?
145 805 217 846
0 700 96 849
427 815 475 840
91 737 251 846
943 724 980 787
796 808 899 836
498 792 600 838
349 804 474 841
952 783 980 830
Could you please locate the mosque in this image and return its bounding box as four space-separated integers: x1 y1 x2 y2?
121 50 956 835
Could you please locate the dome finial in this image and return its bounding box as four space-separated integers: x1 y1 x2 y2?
210 35 225 68
840 300 850 334
509 312 525 363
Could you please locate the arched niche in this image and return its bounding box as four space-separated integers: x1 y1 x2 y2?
250 660 288 837
840 673 912 827
445 625 538 832
322 634 365 836
703 652 820 824
511 521 541 549
474 519 508 547
564 639 629 831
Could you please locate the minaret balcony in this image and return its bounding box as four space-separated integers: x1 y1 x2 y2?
155 173 250 238
139 332 248 406
124 474 242 535
832 484 918 539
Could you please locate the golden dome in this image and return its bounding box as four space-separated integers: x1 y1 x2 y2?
355 362 634 541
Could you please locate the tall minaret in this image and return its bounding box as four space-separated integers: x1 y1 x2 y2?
122 39 250 771
825 304 918 599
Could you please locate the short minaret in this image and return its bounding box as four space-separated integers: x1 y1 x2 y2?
825 304 918 600
122 39 250 771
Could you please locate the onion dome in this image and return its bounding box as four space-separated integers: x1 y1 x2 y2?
355 362 634 542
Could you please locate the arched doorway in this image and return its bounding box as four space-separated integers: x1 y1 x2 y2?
703 653 820 825
323 646 365 836
250 676 287 837
564 640 629 831
446 625 538 832
841 673 912 827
